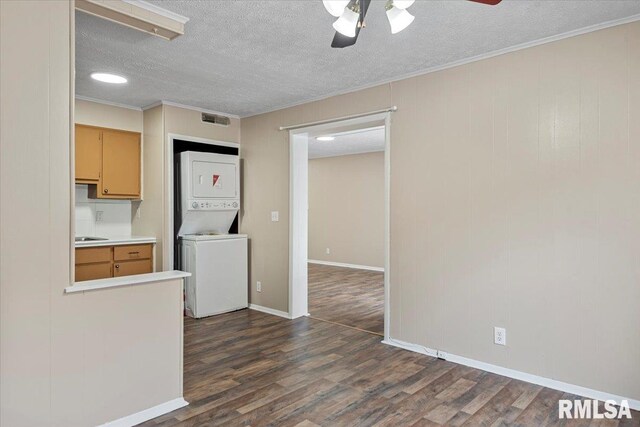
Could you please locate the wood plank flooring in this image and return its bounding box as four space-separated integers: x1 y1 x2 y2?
141 310 639 427
308 263 384 335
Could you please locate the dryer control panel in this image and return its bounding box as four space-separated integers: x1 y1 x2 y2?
189 199 240 210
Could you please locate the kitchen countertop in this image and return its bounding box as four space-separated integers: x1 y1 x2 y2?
65 270 190 293
75 236 157 248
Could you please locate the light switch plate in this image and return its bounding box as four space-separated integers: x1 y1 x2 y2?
271 211 279 222
95 210 104 222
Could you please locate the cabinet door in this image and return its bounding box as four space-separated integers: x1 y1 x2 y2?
100 129 141 199
75 125 102 183
113 259 152 277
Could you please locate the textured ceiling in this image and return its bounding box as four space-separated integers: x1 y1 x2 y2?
75 1 640 117
308 126 385 159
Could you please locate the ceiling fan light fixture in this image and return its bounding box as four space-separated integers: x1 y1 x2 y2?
392 0 415 9
333 7 360 38
323 0 350 17
386 6 414 34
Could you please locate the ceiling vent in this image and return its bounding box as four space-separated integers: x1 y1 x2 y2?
201 113 230 126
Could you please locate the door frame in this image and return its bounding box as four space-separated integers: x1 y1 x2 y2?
288 112 391 341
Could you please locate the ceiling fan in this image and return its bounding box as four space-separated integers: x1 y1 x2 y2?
324 0 502 48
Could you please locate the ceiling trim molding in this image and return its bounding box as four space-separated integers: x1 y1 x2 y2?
121 0 190 24
75 95 142 111
142 100 240 120
76 0 187 40
243 13 640 118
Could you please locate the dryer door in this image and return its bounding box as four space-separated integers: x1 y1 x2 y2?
191 160 237 199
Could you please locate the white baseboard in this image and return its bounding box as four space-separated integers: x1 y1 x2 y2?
308 259 384 272
249 303 291 319
382 338 439 358
99 397 188 427
382 337 640 411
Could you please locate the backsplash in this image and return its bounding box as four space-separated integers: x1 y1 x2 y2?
75 185 132 237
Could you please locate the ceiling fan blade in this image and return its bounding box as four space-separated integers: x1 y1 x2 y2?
331 0 371 48
467 0 502 4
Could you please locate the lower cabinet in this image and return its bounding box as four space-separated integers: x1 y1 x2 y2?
75 244 153 281
114 259 153 277
76 262 112 282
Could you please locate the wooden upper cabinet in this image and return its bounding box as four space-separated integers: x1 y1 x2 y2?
74 124 142 200
75 125 102 183
100 129 141 199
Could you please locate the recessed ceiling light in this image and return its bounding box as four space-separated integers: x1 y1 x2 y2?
316 136 335 141
90 72 127 84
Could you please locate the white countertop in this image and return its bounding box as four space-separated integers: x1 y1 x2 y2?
75 236 157 248
65 270 190 294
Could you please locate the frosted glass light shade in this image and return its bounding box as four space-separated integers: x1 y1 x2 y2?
323 0 350 17
333 7 360 37
386 7 414 34
393 0 415 9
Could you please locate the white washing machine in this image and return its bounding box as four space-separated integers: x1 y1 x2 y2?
181 234 248 318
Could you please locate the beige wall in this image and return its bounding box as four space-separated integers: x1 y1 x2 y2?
133 104 241 270
1 2 184 425
308 152 384 268
75 98 143 132
240 22 640 401
135 105 166 268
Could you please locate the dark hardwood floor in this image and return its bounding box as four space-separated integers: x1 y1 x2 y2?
308 263 384 335
141 310 638 427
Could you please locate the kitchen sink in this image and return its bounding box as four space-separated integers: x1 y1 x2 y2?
75 236 108 242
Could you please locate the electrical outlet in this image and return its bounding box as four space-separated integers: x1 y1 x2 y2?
326 248 330 254
257 281 262 292
271 211 279 222
494 327 506 346
96 210 104 222
436 350 447 360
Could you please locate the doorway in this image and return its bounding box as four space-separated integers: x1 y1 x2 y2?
288 112 391 340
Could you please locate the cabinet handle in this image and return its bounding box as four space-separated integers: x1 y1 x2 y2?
103 188 109 194
115 264 120 269
128 251 139 255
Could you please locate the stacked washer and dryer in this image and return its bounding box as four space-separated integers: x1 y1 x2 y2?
178 151 248 318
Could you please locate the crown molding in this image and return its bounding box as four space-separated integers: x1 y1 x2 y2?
76 0 187 40
243 13 640 118
142 100 240 120
75 95 142 111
